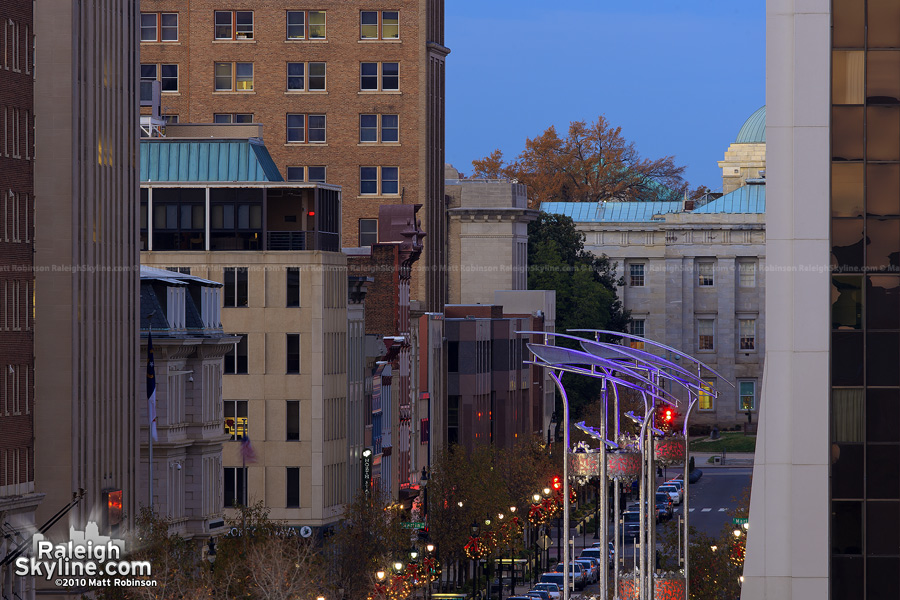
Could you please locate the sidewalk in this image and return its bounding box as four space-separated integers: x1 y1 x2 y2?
690 451 755 467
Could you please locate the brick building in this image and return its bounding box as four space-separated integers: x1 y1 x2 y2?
139 0 448 310
0 1 42 597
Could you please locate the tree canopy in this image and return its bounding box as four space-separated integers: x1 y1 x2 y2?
527 212 629 417
472 116 706 207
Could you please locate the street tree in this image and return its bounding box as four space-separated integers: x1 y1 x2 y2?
471 116 696 207
528 212 629 417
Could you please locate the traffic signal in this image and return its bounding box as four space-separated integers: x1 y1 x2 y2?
658 406 676 431
551 476 561 491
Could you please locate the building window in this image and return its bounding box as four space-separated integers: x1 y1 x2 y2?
360 114 399 143
629 263 645 287
739 380 756 411
215 10 253 40
287 333 300 374
420 418 429 444
286 10 326 40
224 467 246 507
360 11 399 40
359 219 378 246
629 319 645 349
287 401 300 441
215 62 253 91
308 166 326 183
286 467 300 508
214 113 253 123
141 64 179 92
738 261 757 288
698 379 715 411
739 318 756 350
360 62 399 91
224 335 248 375
288 166 326 182
163 114 179 124
224 399 248 440
287 62 326 91
698 318 715 351
141 13 178 42
697 262 715 286
286 268 300 307
360 166 399 195
223 267 248 307
286 114 326 143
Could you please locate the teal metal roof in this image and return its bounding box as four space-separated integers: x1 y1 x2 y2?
541 201 683 222
735 106 766 144
693 182 765 214
140 139 284 182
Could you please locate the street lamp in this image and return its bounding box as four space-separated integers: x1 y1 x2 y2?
376 569 386 581
206 538 216 572
394 561 405 573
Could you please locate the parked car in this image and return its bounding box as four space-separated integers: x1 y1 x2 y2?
532 583 560 600
539 573 575 592
625 501 661 523
658 484 681 505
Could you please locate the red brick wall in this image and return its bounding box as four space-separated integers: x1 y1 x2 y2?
138 0 441 257
0 0 34 488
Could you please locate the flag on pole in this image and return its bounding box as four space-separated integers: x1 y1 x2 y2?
240 434 257 464
147 330 158 442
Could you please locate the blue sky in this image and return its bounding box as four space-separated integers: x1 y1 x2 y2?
445 1 765 192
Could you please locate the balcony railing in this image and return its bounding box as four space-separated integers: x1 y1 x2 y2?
266 231 339 252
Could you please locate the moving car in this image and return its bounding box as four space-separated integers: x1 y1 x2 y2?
574 558 598 583
622 510 641 539
539 573 575 592
525 590 551 600
658 484 681 505
532 582 561 600
554 563 587 590
665 479 685 502
655 492 674 520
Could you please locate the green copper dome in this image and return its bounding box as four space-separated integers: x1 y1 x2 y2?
735 106 766 144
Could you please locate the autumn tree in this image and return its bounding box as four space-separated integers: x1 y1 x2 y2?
323 488 411 600
472 116 698 208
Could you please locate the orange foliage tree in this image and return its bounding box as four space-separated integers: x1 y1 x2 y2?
471 116 703 208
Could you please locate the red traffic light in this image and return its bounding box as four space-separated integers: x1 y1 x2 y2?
551 476 561 490
663 409 674 423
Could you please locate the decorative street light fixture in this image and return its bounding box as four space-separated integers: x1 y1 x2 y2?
522 329 732 600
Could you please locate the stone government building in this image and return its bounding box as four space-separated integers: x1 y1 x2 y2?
541 108 767 427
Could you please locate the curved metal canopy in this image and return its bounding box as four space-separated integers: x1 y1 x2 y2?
526 343 680 406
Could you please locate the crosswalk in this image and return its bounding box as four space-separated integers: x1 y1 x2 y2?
672 507 729 513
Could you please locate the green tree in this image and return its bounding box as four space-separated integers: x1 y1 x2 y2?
528 212 629 418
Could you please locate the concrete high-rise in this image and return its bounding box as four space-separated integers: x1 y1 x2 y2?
32 0 140 562
0 1 43 598
743 0 900 598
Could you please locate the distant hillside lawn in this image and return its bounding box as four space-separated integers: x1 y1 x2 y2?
689 432 757 453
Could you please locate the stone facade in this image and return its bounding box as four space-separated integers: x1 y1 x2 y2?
445 170 537 305
139 267 235 540
718 142 766 194
574 206 766 427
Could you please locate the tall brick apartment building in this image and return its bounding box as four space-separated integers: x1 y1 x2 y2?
139 1 449 310
0 1 42 597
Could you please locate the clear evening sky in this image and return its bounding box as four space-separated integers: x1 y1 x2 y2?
445 1 765 193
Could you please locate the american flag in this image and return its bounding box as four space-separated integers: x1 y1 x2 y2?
240 434 257 464
147 331 158 442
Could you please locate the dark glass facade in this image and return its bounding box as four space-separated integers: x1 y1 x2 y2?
832 2 900 596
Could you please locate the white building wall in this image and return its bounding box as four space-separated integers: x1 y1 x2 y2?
741 0 831 598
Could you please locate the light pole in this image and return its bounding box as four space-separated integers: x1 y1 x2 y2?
471 520 479 600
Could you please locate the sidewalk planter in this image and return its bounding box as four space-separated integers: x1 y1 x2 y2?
654 437 686 465
617 572 686 599
606 451 641 482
